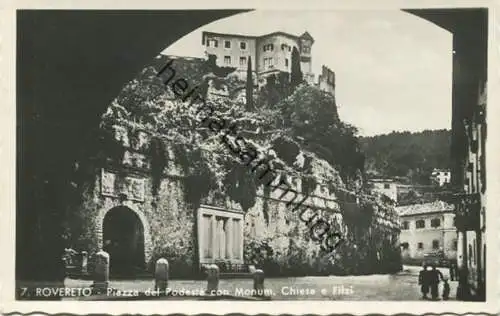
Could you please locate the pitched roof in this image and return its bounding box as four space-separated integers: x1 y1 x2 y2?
300 31 314 43
202 31 259 41
202 30 314 43
396 200 454 217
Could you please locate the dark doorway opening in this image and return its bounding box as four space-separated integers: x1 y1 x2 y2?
103 206 145 278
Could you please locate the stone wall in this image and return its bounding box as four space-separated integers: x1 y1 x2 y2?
67 117 401 278
68 55 401 278
317 65 335 95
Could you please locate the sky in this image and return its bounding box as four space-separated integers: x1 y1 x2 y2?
162 10 452 136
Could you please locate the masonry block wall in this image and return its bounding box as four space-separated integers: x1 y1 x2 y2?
67 56 400 278
72 146 399 278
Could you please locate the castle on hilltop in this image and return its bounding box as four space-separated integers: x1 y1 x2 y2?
202 30 335 94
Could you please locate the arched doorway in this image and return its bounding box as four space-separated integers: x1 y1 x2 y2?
103 206 145 277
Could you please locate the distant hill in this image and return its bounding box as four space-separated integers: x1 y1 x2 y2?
360 129 451 185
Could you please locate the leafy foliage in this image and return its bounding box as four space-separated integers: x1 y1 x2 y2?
290 47 303 90
224 162 258 212
360 129 451 185
98 55 401 277
245 57 254 111
150 237 196 279
277 85 365 183
244 238 280 274
149 136 167 196
102 54 362 209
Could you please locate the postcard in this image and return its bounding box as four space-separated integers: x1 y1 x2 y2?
1 1 498 315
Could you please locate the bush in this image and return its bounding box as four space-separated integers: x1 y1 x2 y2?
244 238 283 276
149 240 196 279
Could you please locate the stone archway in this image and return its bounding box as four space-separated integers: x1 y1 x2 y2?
96 200 153 277
102 206 145 277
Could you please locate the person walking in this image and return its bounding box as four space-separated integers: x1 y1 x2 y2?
449 262 456 281
418 264 430 299
430 265 443 300
442 276 450 300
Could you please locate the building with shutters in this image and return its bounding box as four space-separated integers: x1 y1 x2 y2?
396 201 457 263
452 82 486 300
201 30 334 93
431 168 452 187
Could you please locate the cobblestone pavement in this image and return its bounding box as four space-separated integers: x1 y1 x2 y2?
64 265 458 301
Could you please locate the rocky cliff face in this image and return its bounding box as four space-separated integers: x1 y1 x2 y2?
67 55 401 277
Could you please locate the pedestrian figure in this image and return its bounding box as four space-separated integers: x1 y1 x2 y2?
418 264 430 299
442 277 450 300
430 265 443 300
449 262 456 281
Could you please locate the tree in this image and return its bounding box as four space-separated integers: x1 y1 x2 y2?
290 46 303 91
360 129 451 185
264 74 280 106
246 57 254 111
277 85 364 182
257 72 290 108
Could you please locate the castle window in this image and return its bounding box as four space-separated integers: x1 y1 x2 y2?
239 56 247 66
431 218 441 228
263 44 274 52
224 56 231 65
263 57 274 69
417 242 424 250
207 39 218 48
197 206 244 264
224 40 231 49
416 220 425 229
432 240 440 249
285 58 289 67
384 183 390 189
452 239 458 250
302 46 311 54
240 42 247 50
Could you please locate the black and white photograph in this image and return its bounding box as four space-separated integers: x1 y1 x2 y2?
3 2 498 313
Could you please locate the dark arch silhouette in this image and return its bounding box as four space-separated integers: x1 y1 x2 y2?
17 10 249 292
103 206 145 278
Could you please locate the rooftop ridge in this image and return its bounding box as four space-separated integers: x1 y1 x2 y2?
202 30 312 41
159 54 206 61
396 200 455 216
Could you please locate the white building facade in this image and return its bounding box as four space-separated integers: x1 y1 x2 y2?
201 30 322 87
397 201 457 262
367 179 398 203
431 169 451 187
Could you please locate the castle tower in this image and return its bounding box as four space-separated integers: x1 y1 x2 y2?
298 31 315 85
317 65 335 95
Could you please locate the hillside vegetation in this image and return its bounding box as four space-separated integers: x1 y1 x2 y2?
360 129 451 185
91 55 401 276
